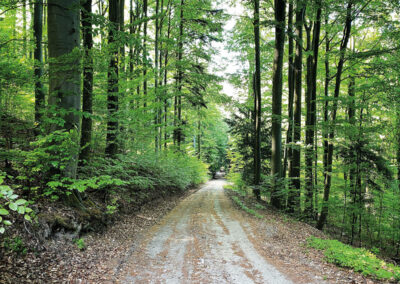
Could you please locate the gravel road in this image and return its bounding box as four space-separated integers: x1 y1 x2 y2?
118 179 293 284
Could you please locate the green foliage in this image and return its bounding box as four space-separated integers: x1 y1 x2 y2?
0 174 33 234
308 237 400 281
2 236 27 256
74 238 86 251
231 195 263 219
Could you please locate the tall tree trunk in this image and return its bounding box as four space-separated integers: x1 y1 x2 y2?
34 0 44 131
317 1 353 230
47 0 81 178
164 2 172 149
304 23 313 216
253 0 261 200
106 0 121 157
79 0 94 165
22 0 27 56
143 0 148 107
288 0 304 212
283 0 294 182
304 0 322 218
154 0 160 151
270 0 286 208
175 0 184 150
311 1 322 218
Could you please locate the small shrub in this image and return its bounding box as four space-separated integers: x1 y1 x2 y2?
231 196 263 219
75 238 86 251
3 237 27 255
308 236 400 281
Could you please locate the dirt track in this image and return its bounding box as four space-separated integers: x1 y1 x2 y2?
116 179 292 283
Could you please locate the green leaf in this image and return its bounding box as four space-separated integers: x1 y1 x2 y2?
15 199 26 205
0 208 9 215
25 207 32 213
3 220 11 226
0 227 5 234
9 203 17 211
17 206 25 214
24 214 31 221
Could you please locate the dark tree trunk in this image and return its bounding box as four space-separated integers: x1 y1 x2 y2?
47 0 81 178
304 0 322 218
283 1 294 182
143 0 148 107
105 0 121 157
34 0 44 131
304 22 313 216
175 0 184 150
288 0 304 212
79 0 94 165
270 0 286 208
317 1 353 230
253 0 261 200
155 0 160 151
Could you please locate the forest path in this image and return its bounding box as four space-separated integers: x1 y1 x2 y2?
115 179 292 283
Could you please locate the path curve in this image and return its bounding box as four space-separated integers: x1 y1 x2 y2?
118 179 292 284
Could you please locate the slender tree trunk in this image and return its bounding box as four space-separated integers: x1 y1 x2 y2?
304 22 313 216
164 3 172 149
34 0 44 131
155 0 160 151
270 0 286 208
288 0 304 212
311 1 322 218
317 1 353 230
47 0 81 178
283 1 294 182
143 0 148 108
22 0 27 56
253 0 261 200
175 0 184 150
106 0 121 157
79 0 94 165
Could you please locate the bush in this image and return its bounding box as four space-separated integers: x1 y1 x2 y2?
308 236 400 281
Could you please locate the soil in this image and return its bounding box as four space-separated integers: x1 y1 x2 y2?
0 179 381 283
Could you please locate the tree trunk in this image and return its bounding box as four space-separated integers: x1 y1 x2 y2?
79 0 94 165
22 0 27 56
317 1 353 230
143 0 148 108
175 0 184 150
270 0 286 208
304 22 313 216
253 0 261 200
155 0 160 151
288 0 304 212
283 1 294 182
105 0 121 157
47 0 81 178
34 0 44 131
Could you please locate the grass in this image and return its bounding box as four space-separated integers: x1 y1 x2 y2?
308 236 400 281
231 196 264 219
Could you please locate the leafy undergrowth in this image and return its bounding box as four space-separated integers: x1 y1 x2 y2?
225 184 265 219
308 236 400 281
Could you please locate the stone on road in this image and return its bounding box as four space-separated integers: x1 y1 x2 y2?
118 179 292 284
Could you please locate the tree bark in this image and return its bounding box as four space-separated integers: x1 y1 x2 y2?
47 0 81 178
105 0 121 157
79 0 94 165
270 0 286 208
283 0 294 182
253 0 262 200
288 0 304 212
34 0 44 131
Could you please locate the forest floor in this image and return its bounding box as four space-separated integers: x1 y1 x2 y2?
1 179 380 283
